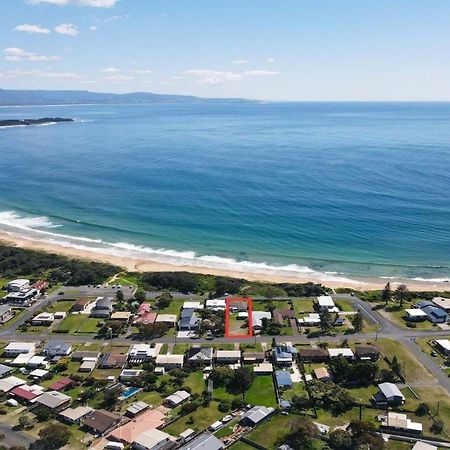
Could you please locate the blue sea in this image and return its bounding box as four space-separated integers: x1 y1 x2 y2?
0 102 449 284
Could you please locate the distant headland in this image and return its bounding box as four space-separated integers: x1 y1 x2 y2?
0 117 74 127
0 88 253 106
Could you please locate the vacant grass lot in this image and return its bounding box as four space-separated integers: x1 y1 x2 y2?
46 300 75 312
54 314 102 334
164 401 224 436
245 414 292 448
245 375 277 407
157 299 184 316
183 371 206 394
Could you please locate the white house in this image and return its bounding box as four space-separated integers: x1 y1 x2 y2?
183 301 204 310
3 342 36 356
120 369 143 381
205 299 226 311
32 312 55 325
6 279 30 292
327 348 355 359
128 344 156 362
164 390 191 407
252 311 272 329
155 354 184 370
317 296 338 313
405 309 427 322
215 350 241 364
132 428 175 450
435 339 450 356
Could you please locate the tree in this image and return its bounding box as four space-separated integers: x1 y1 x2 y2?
134 289 146 303
230 366 254 397
394 284 410 308
284 416 318 450
348 421 384 450
156 290 173 308
329 429 353 449
351 311 364 333
31 424 71 450
138 322 168 339
35 408 50 422
210 366 234 386
415 402 430 416
115 289 124 303
431 418 444 434
320 309 332 332
18 416 32 430
291 394 312 411
381 282 391 306
101 386 122 410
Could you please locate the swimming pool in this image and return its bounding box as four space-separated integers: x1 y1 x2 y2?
120 387 141 399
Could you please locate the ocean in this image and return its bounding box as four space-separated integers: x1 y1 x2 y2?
0 102 449 283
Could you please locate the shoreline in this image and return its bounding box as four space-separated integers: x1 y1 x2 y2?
1 230 449 291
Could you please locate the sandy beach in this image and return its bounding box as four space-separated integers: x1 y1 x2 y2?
1 230 449 292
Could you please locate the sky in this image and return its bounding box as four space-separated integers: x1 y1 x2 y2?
1 0 450 101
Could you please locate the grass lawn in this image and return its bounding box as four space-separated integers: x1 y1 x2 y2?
214 417 239 438
346 385 379 404
164 401 225 436
183 371 206 394
375 339 434 383
228 313 249 337
245 414 292 448
108 272 139 286
157 299 184 316
316 406 378 428
385 441 411 450
335 299 354 312
245 375 277 407
46 300 74 312
53 314 101 334
381 308 435 330
282 382 306 401
292 298 315 315
172 343 189 354
240 342 264 352
213 386 239 401
227 442 256 450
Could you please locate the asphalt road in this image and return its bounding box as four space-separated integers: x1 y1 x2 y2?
0 422 35 448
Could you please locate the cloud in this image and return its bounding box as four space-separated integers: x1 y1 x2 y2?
0 68 80 79
184 69 242 85
90 26 98 31
3 47 59 62
267 57 275 63
54 23 79 36
101 67 120 73
27 0 118 7
244 70 280 76
171 75 183 80
232 59 248 65
103 74 134 81
135 69 153 74
14 24 50 34
97 14 130 23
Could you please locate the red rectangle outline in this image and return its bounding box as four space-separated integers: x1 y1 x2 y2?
225 297 253 338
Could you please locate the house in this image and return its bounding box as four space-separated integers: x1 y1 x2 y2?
134 304 156 325
83 409 122 436
59 406 93 424
275 370 293 388
164 390 191 407
187 347 213 365
3 342 35 356
434 339 450 356
155 314 177 327
30 368 49 380
6 279 30 292
327 348 355 359
155 354 184 370
0 376 26 393
126 401 149 418
380 412 422 434
111 311 133 321
128 344 156 362
5 288 39 306
354 345 380 361
32 312 55 325
273 309 296 326
253 362 273 374
54 311 67 320
317 296 338 313
272 346 296 366
405 309 428 322
11 352 35 367
35 391 71 412
132 428 175 450
43 342 72 357
314 367 332 382
120 369 143 381
422 305 449 323
71 351 100 361
215 350 241 364
432 297 450 312
178 309 201 331
0 305 14 324
109 408 166 446
298 348 328 363
179 433 224 450
412 443 437 450
90 297 113 318
27 355 49 369
71 298 90 312
298 313 321 326
10 384 44 403
205 299 226 311
48 377 74 391
240 406 274 426
228 300 248 312
252 311 272 329
243 352 265 364
99 352 128 369
374 383 405 406
0 364 13 378
79 360 97 372
183 301 204 310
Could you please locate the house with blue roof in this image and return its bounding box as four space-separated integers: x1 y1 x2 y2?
422 305 449 324
178 309 201 331
275 370 293 388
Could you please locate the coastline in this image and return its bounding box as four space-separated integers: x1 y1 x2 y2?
1 230 449 291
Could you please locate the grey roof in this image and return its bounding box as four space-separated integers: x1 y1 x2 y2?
378 383 404 399
36 391 71 409
44 342 71 354
188 347 213 361
180 433 224 450
241 406 274 424
0 305 12 315
0 364 12 377
95 297 112 309
275 370 293 386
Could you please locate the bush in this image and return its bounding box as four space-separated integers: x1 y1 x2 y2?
415 402 430 416
218 401 231 412
431 418 444 434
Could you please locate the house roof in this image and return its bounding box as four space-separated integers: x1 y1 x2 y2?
432 297 450 310
188 347 213 361
298 348 328 358
94 297 112 308
354 345 380 356
317 295 335 306
165 390 191 405
314 367 330 379
0 364 13 377
108 408 165 444
36 391 71 409
216 350 241 358
133 428 174 449
275 370 292 386
11 386 42 401
241 406 274 424
83 409 121 433
71 351 100 360
405 308 428 317
243 352 265 361
126 401 149 416
155 314 177 323
179 432 224 450
328 348 354 358
99 352 127 367
0 376 26 393
44 342 71 353
273 309 296 324
110 311 132 320
155 354 184 365
4 342 35 352
435 339 450 352
378 383 405 399
48 377 74 391
59 406 93 421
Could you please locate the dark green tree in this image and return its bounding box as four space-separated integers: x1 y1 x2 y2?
381 282 391 306
351 311 364 332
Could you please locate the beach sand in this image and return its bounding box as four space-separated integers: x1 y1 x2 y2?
0 230 449 291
